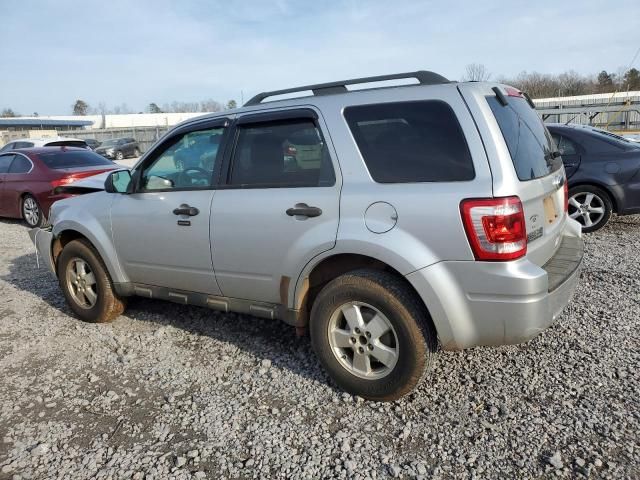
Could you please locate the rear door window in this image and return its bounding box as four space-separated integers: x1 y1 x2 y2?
229 118 335 187
344 100 474 183
486 95 561 181
0 154 15 173
8 155 32 173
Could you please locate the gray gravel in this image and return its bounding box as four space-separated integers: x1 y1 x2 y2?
1 215 639 479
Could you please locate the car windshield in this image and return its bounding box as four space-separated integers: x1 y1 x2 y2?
39 150 114 169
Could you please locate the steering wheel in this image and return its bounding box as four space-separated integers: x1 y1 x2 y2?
178 167 210 186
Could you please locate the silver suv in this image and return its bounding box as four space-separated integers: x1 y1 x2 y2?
30 71 584 401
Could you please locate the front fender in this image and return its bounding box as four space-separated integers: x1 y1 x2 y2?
51 194 128 284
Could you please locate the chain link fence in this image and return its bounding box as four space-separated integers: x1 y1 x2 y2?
68 126 172 153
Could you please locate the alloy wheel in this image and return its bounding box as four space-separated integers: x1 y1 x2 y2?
66 258 98 309
22 197 40 226
328 301 399 380
568 192 605 228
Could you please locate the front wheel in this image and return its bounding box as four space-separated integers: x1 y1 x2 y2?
310 269 437 401
22 195 43 227
57 239 127 323
115 151 124 161
568 185 612 233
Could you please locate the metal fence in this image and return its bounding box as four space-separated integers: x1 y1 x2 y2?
67 126 172 153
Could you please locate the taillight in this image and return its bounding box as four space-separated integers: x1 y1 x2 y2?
286 145 297 155
563 180 568 213
51 176 78 188
460 196 527 261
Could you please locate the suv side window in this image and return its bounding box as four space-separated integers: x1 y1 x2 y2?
140 127 224 191
0 154 15 173
8 155 32 173
229 118 335 187
14 141 33 148
0 143 15 152
344 100 475 183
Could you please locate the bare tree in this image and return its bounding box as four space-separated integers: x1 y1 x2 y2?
462 63 491 82
200 99 223 112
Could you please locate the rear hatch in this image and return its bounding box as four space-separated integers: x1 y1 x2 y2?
459 83 567 267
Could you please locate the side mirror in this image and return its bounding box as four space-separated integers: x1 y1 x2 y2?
105 170 132 194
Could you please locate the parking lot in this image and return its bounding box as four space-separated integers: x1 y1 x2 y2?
0 215 638 479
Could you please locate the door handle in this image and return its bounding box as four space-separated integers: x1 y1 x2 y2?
286 203 322 218
173 204 199 216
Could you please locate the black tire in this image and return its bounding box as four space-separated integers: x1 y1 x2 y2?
133 148 141 157
57 239 127 323
309 269 437 401
568 185 612 233
21 194 43 227
115 151 124 161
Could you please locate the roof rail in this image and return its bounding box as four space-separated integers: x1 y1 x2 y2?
244 70 450 106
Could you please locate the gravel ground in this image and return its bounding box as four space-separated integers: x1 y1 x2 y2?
0 216 638 479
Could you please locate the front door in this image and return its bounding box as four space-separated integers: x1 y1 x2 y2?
211 110 340 304
110 122 228 294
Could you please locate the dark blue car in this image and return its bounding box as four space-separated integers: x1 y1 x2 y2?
547 124 640 232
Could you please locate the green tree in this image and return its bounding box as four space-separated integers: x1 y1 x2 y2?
0 108 17 117
596 70 614 93
72 99 90 115
226 99 238 109
623 68 640 90
148 102 162 113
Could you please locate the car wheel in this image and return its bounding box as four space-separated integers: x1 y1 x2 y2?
115 151 124 161
22 195 43 227
310 269 437 401
57 239 127 323
568 185 612 233
133 148 141 157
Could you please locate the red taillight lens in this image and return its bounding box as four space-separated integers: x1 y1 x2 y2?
504 86 524 98
563 180 568 213
51 177 77 188
460 196 527 261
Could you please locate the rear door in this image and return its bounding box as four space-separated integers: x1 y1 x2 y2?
0 154 16 215
2 154 34 217
459 84 567 267
210 109 340 304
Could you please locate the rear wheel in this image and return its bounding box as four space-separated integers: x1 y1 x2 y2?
115 151 124 161
22 195 42 227
57 239 126 323
310 269 437 401
568 185 612 233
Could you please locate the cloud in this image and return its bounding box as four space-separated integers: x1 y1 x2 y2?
1 0 638 114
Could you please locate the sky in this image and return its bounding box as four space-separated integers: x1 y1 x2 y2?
1 0 639 115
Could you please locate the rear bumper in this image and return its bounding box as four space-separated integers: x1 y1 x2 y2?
28 227 56 275
407 228 584 350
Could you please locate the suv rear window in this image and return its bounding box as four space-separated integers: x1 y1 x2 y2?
344 101 474 183
39 151 114 169
487 95 561 181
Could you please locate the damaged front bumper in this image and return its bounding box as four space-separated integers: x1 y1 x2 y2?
28 226 56 274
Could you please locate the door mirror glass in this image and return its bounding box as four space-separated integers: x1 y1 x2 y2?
105 170 132 193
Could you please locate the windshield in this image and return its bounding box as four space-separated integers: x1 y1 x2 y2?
590 128 640 148
487 94 562 181
39 150 115 169
101 139 121 147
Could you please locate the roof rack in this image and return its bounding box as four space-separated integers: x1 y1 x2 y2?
244 70 450 106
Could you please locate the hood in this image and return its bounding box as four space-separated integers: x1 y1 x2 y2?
54 169 127 194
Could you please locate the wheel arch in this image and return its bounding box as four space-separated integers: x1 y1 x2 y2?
290 252 437 336
51 222 127 284
569 181 618 213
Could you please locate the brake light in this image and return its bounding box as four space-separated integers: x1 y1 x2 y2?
51 176 77 188
504 87 524 98
460 196 527 261
563 180 568 213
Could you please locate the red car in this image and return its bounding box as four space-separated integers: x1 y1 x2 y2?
0 147 118 227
